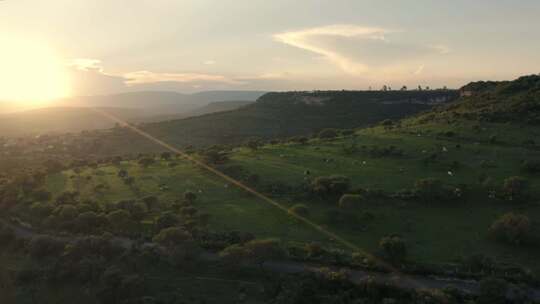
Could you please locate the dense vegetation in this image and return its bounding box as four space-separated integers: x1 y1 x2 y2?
2 77 540 303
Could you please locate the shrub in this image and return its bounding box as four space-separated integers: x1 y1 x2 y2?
379 235 407 263
501 176 529 201
478 277 508 304
324 210 357 226
28 236 65 259
201 147 229 164
183 191 197 204
318 129 339 139
30 202 54 218
414 178 455 202
138 157 155 168
340 129 355 136
155 212 179 231
245 139 262 150
489 213 531 245
289 204 309 217
220 239 286 267
311 175 351 199
338 194 365 209
521 160 540 174
153 227 192 247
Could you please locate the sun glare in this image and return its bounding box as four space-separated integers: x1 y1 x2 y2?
0 37 71 107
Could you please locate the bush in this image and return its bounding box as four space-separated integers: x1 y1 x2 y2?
155 212 179 231
478 277 508 304
340 129 355 136
289 204 309 217
28 236 65 259
153 227 192 247
201 147 229 164
379 235 407 263
324 210 357 226
414 178 456 202
138 157 155 168
501 176 529 201
220 239 286 267
311 175 351 199
338 194 365 209
521 160 540 174
318 129 339 139
489 213 531 245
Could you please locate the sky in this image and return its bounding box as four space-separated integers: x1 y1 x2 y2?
1 0 539 103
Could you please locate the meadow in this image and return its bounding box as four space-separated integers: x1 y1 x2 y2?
42 121 540 272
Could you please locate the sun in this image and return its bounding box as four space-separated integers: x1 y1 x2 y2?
0 37 71 107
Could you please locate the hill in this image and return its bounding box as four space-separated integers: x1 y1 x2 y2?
418 74 540 124
0 107 144 137
84 89 458 155
134 100 254 123
60 90 266 116
0 91 265 137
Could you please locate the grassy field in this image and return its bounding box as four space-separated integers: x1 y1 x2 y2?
42 120 540 272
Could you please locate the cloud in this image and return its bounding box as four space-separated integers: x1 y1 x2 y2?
123 71 243 86
414 64 425 75
274 25 390 75
63 58 246 95
203 60 216 65
429 44 451 54
274 24 450 76
68 58 105 72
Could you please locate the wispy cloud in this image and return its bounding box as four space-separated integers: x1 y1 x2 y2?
274 25 390 75
68 58 104 72
414 64 425 75
203 60 216 65
274 24 452 78
123 70 243 85
429 44 451 54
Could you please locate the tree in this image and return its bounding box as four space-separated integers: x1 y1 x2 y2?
338 194 365 209
489 213 531 245
75 211 107 233
130 201 148 221
183 191 197 204
117 169 128 178
478 277 508 304
318 129 339 139
220 239 286 268
142 196 160 211
160 152 172 160
414 178 453 202
501 176 529 201
379 235 407 263
28 235 65 259
30 202 54 218
155 212 179 231
289 204 309 217
311 175 351 199
201 147 229 164
138 157 155 168
246 139 262 151
152 227 192 247
106 210 134 234
55 205 78 222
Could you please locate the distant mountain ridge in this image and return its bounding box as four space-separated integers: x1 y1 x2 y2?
78 89 458 155
0 90 266 137
60 90 266 115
